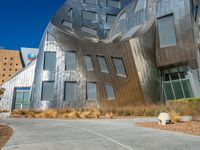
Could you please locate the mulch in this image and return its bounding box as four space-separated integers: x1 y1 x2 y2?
0 125 13 149
136 121 200 136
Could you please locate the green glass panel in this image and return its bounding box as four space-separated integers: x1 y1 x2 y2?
162 89 166 101
182 79 194 98
15 104 21 110
23 92 30 103
163 82 175 100
15 92 23 103
172 80 184 99
22 104 29 109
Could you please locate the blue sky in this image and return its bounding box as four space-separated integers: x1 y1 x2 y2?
0 0 65 50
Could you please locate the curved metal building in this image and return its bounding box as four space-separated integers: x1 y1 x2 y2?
1 0 200 111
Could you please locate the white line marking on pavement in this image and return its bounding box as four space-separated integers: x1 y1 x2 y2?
80 128 134 150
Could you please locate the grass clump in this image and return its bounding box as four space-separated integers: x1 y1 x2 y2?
0 110 9 113
10 98 200 121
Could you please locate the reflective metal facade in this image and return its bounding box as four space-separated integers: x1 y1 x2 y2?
31 24 158 110
155 0 199 69
1 0 200 110
0 61 36 110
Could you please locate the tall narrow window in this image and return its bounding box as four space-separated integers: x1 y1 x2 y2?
107 0 121 9
87 82 97 100
84 55 94 71
43 52 56 71
112 57 126 77
97 56 109 73
64 82 77 101
66 8 72 21
157 14 177 48
84 0 97 5
81 26 97 36
62 21 72 28
104 84 115 100
82 11 97 20
65 51 76 71
42 82 54 101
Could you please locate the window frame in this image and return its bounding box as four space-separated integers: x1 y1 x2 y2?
64 81 77 101
65 51 77 71
84 55 94 71
83 0 98 5
43 51 56 71
157 13 177 48
104 83 116 100
106 14 117 23
112 56 127 77
97 55 109 73
82 10 97 20
107 0 121 9
41 81 54 101
86 82 97 101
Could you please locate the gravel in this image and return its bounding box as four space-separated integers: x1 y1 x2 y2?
0 125 13 149
137 121 200 136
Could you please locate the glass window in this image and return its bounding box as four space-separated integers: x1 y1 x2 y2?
62 21 72 28
164 74 170 81
107 14 117 23
97 56 109 73
170 73 179 80
162 89 166 101
82 11 97 20
112 57 126 77
84 55 94 71
81 26 97 36
15 104 21 110
104 84 115 100
66 8 72 20
182 79 194 98
172 80 184 99
65 52 76 71
44 52 56 71
42 82 54 101
15 92 23 104
107 0 121 9
14 88 31 110
87 82 97 100
22 104 29 109
134 0 146 12
163 82 175 100
179 72 186 79
157 14 176 48
84 0 97 5
65 82 77 101
23 92 30 104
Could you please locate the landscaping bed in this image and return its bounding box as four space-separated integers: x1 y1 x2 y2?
137 121 200 136
0 125 13 149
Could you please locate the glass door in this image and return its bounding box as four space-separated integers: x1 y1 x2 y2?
14 87 31 110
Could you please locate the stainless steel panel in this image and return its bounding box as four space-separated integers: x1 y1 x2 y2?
0 61 36 110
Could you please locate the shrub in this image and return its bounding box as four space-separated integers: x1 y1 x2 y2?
68 111 80 119
106 112 114 119
169 110 180 124
93 109 102 119
0 110 9 113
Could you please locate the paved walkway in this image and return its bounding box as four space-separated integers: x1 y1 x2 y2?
1 118 200 150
